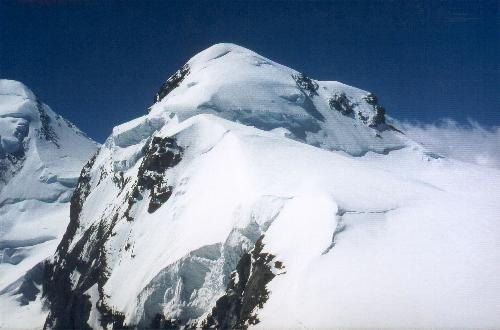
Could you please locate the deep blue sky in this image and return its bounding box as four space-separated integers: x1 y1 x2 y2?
1 0 498 142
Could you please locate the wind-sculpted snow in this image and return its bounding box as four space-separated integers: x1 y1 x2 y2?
154 64 190 103
0 80 98 329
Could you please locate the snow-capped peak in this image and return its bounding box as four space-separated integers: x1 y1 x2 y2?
0 79 97 189
187 43 274 67
149 43 406 156
0 79 36 100
0 80 98 328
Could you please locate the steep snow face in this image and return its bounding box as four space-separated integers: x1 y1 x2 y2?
0 80 98 329
41 44 500 329
149 43 406 156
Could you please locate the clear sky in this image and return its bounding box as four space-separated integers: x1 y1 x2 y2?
1 0 498 142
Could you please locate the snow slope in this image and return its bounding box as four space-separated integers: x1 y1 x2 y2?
0 80 98 329
33 44 500 329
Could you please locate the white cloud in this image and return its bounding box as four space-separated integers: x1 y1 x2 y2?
398 119 500 169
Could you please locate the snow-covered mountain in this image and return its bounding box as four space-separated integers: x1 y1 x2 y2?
5 44 500 329
0 80 98 328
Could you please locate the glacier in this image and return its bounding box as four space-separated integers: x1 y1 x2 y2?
2 44 500 329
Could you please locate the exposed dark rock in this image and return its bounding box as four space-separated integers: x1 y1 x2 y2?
96 166 108 187
147 184 173 213
95 296 127 330
361 93 405 133
329 92 358 116
137 137 182 187
202 236 284 329
125 136 183 218
123 183 142 221
370 105 386 127
292 73 319 97
36 100 60 148
0 153 25 187
357 111 368 124
150 314 181 329
57 152 97 256
155 64 190 103
43 244 95 330
363 92 378 106
0 119 29 186
111 171 128 191
43 216 124 330
362 93 387 127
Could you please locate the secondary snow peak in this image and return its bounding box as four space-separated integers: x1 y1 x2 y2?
0 80 98 329
0 79 36 100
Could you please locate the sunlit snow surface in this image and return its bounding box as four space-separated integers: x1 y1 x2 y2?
3 44 500 329
0 80 98 329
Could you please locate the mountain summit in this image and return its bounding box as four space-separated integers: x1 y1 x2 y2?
149 43 406 156
3 45 500 329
